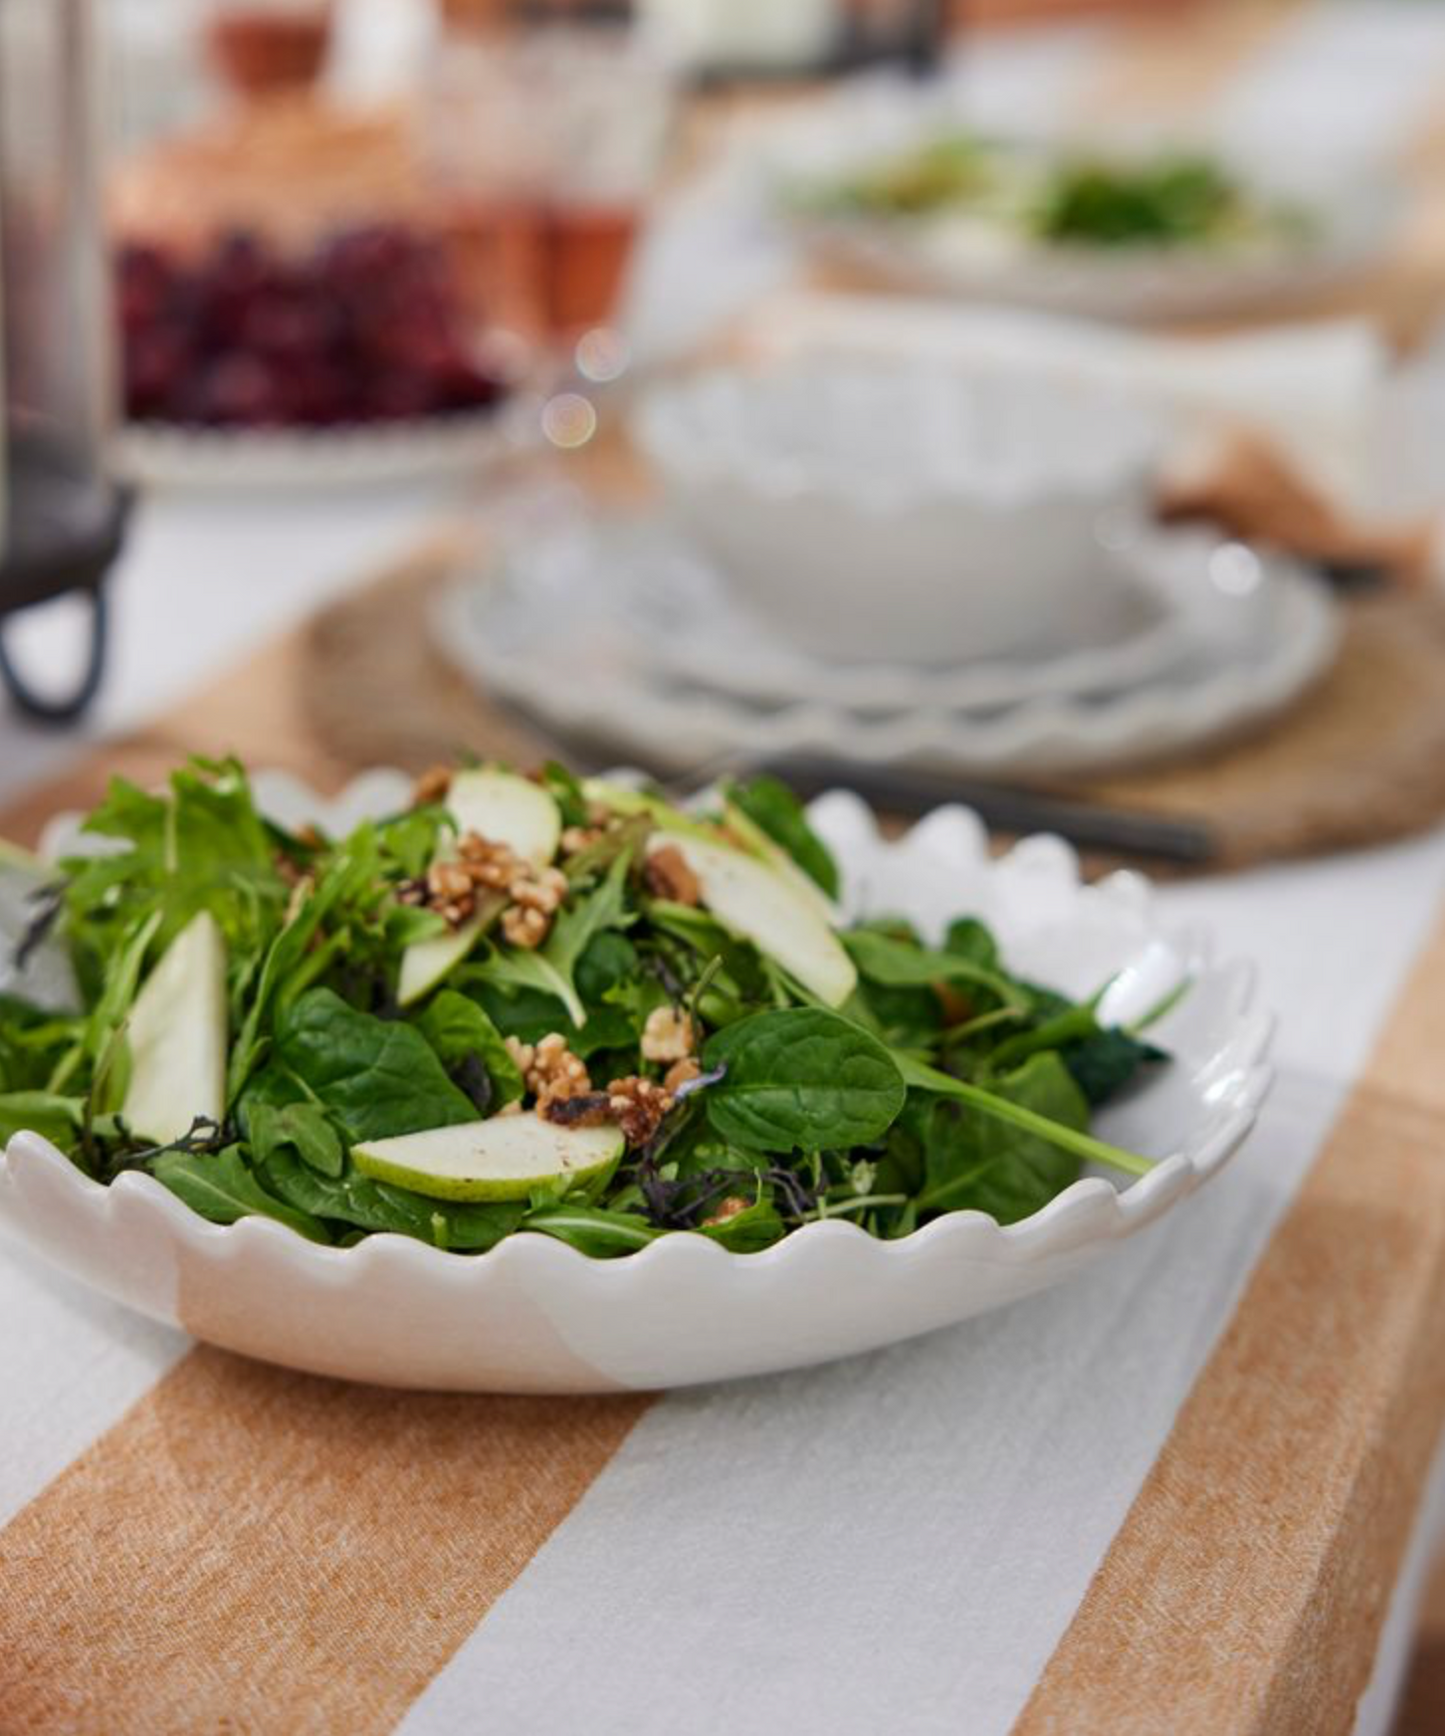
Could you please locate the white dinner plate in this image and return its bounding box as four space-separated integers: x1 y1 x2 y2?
0 771 1272 1393
794 195 1394 326
443 514 1287 716
431 525 1339 779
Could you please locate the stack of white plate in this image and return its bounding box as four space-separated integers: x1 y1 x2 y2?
431 359 1340 781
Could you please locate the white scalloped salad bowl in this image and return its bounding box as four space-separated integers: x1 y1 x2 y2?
0 770 1272 1393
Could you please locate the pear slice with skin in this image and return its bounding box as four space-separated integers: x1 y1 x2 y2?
645 832 857 1009
122 911 228 1146
583 779 841 927
354 1116 624 1203
399 768 563 1008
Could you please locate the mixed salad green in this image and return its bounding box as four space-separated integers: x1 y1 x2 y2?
0 757 1172 1258
800 132 1311 252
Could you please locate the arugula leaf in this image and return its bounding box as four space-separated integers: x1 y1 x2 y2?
151 1145 330 1241
726 775 839 897
470 852 634 1030
415 989 525 1108
227 826 387 1099
520 1205 663 1256
274 988 477 1143
538 761 591 829
703 1007 906 1154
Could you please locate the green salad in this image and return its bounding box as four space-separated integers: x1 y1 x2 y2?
0 757 1171 1258
801 132 1311 252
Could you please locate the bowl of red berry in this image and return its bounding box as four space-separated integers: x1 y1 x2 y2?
116 223 528 488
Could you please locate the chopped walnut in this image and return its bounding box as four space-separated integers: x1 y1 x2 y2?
703 1195 750 1227
428 860 475 902
641 1005 695 1065
508 1032 593 1110
561 824 605 856
413 764 453 806
456 831 523 892
508 867 567 915
644 844 701 907
663 1056 702 1096
501 904 549 949
605 1075 674 1147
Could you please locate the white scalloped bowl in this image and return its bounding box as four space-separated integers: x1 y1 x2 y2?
633 360 1162 665
0 771 1272 1393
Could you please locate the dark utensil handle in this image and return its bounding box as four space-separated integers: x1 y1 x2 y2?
0 586 109 725
755 757 1218 866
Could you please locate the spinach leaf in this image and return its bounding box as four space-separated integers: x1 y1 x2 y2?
1062 1028 1167 1106
702 1007 905 1154
415 989 525 1108
990 985 1167 1105
696 1192 786 1252
247 1100 345 1178
150 1145 330 1241
0 1090 85 1148
274 988 477 1143
944 917 1001 970
896 1052 1153 1178
914 1054 1087 1223
260 1146 522 1249
843 928 1025 1010
726 775 839 897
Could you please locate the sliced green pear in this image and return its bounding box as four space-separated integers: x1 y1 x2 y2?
720 800 840 925
399 768 563 1007
583 779 841 926
448 767 561 870
647 833 856 1008
354 1115 624 1202
122 911 228 1145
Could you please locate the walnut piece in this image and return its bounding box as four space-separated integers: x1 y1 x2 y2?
703 1195 750 1227
413 763 454 806
501 904 549 949
457 831 523 892
605 1075 674 1147
507 1033 592 1109
641 1005 695 1065
644 844 701 907
663 1056 702 1095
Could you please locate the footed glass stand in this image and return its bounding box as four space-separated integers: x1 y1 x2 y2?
0 433 127 723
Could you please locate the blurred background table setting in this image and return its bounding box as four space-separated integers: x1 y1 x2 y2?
8 1 1445 1731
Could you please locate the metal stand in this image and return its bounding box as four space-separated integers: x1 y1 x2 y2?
0 584 109 723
